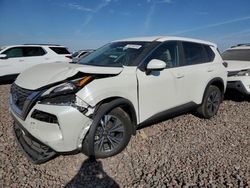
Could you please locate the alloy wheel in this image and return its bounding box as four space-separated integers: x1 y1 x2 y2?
207 90 220 115
94 115 125 153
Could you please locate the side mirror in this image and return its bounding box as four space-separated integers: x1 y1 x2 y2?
147 59 166 71
0 54 7 59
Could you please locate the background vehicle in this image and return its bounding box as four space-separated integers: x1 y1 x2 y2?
9 36 227 163
222 44 250 96
0 44 72 81
72 49 94 62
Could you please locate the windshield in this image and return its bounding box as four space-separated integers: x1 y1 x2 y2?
78 42 151 67
222 49 250 61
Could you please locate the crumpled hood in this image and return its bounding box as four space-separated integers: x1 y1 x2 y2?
226 60 250 72
15 62 123 90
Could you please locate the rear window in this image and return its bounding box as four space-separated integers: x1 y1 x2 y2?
222 49 250 61
182 42 207 65
204 45 215 62
49 47 70 54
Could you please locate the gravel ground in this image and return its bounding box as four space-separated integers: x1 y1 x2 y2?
1 84 250 187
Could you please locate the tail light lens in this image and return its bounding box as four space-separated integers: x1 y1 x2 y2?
222 62 228 68
65 55 72 59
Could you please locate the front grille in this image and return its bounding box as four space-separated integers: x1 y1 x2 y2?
10 84 41 120
11 84 34 110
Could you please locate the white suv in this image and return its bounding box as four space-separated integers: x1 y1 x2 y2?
222 44 250 96
0 44 72 81
9 36 227 163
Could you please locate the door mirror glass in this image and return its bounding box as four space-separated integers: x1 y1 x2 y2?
0 54 7 59
147 59 166 71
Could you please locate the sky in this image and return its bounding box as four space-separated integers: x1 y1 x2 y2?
0 0 250 52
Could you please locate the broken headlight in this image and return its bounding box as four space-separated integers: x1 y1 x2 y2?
40 93 76 105
39 76 92 106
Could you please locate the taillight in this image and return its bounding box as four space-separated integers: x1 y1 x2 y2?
65 55 72 59
222 62 228 68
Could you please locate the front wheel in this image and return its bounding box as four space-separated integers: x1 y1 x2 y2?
82 106 132 159
197 85 222 119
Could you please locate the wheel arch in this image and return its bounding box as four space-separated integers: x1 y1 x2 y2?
94 97 137 135
203 77 225 101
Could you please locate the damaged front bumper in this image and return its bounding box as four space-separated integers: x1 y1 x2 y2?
13 119 57 164
10 99 93 164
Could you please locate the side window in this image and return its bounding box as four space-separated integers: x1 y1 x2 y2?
23 47 46 57
204 45 215 62
147 41 179 68
49 47 70 54
182 42 207 65
3 47 24 58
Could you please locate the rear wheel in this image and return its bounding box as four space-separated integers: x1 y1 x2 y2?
82 106 132 158
197 85 222 119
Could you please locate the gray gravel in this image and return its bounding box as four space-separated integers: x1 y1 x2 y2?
1 84 250 187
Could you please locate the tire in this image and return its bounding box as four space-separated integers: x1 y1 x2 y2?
196 85 222 119
82 105 132 159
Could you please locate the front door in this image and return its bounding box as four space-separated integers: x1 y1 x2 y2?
136 41 183 122
0 47 26 77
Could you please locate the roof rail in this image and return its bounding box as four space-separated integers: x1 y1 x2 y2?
236 43 250 47
231 43 250 48
22 44 61 46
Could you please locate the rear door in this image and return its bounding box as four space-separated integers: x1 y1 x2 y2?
21 47 47 70
176 42 216 104
136 41 183 122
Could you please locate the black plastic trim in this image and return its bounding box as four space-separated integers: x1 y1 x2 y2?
204 77 225 100
0 74 18 82
138 102 198 128
227 81 250 95
12 114 57 164
228 71 240 77
31 109 58 124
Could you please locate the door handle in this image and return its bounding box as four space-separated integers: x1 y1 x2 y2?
19 59 24 62
176 74 184 79
207 68 214 72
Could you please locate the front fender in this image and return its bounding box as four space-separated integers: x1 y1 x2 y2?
76 67 139 122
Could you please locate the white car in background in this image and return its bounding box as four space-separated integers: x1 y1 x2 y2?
9 36 227 163
72 49 94 62
222 44 250 96
0 44 72 81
